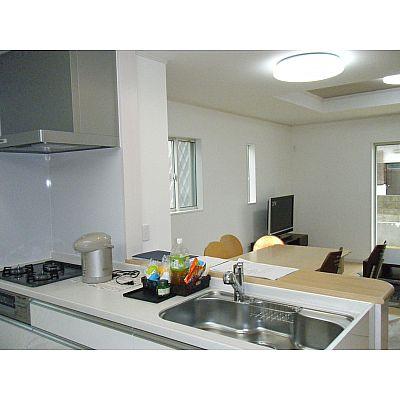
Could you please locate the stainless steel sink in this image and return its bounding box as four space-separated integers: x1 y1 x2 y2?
159 291 353 349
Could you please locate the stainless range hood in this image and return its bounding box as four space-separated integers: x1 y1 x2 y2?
0 130 120 154
0 50 120 154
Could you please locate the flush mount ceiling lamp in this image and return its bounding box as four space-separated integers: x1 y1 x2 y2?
382 74 400 85
273 52 345 83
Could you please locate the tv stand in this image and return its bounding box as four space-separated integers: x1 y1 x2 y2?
250 232 308 250
278 233 308 246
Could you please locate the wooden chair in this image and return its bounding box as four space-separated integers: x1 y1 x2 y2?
253 235 284 251
220 234 243 258
319 247 343 274
204 241 229 259
363 241 387 279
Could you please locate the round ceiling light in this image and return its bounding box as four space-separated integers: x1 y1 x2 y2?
383 74 400 85
273 52 345 83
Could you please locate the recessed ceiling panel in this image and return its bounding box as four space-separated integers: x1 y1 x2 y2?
309 80 400 99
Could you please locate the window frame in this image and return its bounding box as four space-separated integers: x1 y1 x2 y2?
169 137 203 214
247 143 257 204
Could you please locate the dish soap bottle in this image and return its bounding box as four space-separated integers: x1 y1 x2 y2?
170 238 189 285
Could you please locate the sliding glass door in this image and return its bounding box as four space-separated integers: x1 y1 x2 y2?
375 143 400 249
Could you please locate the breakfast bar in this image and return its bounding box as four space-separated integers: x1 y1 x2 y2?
238 245 351 272
124 244 394 349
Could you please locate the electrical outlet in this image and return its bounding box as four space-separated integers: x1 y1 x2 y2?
142 224 150 242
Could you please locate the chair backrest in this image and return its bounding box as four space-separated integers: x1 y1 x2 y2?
220 234 243 258
319 247 343 274
363 241 387 279
253 235 284 251
204 241 229 259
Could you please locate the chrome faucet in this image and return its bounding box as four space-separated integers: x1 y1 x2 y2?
223 262 245 302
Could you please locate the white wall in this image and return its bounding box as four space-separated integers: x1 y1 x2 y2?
49 149 126 262
136 56 171 252
168 101 293 255
0 153 52 266
292 114 400 261
116 50 143 258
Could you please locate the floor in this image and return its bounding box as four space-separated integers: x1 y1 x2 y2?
343 261 400 348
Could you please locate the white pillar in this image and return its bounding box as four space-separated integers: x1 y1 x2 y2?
116 51 171 259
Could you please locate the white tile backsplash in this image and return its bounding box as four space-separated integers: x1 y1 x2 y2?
0 149 126 266
0 153 52 266
49 148 126 262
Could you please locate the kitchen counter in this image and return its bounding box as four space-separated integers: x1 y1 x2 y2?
127 253 394 305
210 269 393 304
232 247 394 304
0 258 379 350
0 262 273 349
239 245 351 271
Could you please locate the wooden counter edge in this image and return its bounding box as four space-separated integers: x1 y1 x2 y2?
209 270 394 305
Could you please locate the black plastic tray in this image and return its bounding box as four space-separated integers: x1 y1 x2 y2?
123 287 176 303
123 274 211 303
171 275 211 296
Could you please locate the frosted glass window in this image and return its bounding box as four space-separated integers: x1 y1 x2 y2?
247 144 257 204
176 140 197 208
169 138 199 211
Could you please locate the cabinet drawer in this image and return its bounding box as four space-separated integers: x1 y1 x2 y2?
0 315 33 349
0 314 77 350
30 301 134 349
133 328 201 350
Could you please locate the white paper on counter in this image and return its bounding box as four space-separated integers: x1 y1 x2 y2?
197 256 226 268
210 258 298 280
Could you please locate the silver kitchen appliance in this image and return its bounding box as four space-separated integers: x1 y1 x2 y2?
74 232 114 284
0 50 119 154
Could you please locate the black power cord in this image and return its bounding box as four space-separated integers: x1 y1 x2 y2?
112 269 140 285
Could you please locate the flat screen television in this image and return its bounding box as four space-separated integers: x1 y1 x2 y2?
267 195 294 235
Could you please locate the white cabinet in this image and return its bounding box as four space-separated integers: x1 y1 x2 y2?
30 301 134 349
27 332 76 350
30 300 199 350
0 315 35 349
0 315 76 350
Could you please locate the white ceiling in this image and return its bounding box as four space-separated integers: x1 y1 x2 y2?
138 50 400 126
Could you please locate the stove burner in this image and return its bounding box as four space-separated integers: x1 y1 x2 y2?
27 272 58 283
0 260 82 287
2 265 34 278
43 261 65 275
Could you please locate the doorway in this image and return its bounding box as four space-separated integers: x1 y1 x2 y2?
375 143 400 249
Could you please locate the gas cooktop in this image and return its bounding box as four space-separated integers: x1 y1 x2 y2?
0 260 82 287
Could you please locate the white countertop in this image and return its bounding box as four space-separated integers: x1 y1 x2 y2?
0 256 372 350
0 261 269 349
